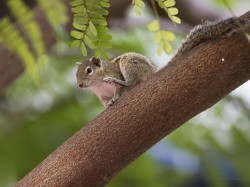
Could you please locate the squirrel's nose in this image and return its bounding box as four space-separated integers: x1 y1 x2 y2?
77 81 84 87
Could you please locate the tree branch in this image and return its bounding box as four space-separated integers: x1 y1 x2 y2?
16 12 250 187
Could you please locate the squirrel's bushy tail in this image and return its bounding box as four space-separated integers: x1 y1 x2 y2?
170 10 250 65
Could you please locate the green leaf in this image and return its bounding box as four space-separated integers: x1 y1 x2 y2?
136 0 145 8
85 27 95 39
168 7 178 15
1 24 13 37
80 42 87 56
100 1 110 8
0 18 10 30
70 0 84 7
87 5 102 10
89 9 108 15
86 1 99 6
92 19 107 26
94 49 101 58
164 42 172 54
157 41 164 55
73 21 86 31
153 31 162 43
89 21 97 36
69 39 81 48
84 35 95 49
71 6 86 13
99 49 109 60
134 6 141 16
97 32 112 41
155 0 181 25
148 20 160 31
74 12 87 17
96 26 109 33
157 0 164 8
70 30 83 39
171 16 181 24
164 0 175 7
89 14 105 20
8 29 20 42
19 12 33 22
69 0 112 57
162 30 175 41
73 16 88 24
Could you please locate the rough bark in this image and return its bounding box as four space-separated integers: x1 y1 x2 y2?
16 11 250 187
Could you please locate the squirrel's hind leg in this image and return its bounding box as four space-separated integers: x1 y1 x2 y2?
107 85 125 107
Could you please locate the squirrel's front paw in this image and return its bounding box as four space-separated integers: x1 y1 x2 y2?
103 76 115 83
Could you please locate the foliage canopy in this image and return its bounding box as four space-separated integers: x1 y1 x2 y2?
69 0 181 58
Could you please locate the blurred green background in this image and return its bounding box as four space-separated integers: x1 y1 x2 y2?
0 0 250 186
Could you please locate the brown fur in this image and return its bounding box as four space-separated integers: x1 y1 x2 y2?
76 52 156 107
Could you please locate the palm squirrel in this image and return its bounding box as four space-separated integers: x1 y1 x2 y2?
76 53 156 107
76 14 250 108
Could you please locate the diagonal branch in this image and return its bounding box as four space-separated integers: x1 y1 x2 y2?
16 12 250 187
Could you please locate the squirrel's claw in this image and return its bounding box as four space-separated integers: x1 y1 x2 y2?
107 98 116 107
107 96 119 107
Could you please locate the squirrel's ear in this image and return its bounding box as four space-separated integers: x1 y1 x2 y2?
90 56 101 67
75 62 82 66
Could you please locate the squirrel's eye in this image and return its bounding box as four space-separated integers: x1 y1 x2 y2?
86 67 93 75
